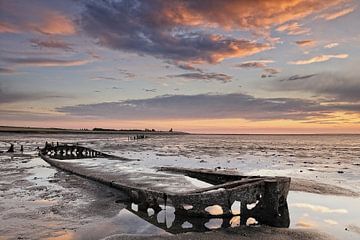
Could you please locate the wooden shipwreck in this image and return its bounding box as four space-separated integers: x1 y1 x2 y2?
39 143 290 229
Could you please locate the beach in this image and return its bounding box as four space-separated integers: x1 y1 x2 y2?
0 133 359 240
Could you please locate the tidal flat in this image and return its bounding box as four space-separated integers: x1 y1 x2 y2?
0 133 359 240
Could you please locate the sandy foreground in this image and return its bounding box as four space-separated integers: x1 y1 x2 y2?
0 151 358 240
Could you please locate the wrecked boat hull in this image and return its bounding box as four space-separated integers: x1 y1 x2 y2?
39 144 290 228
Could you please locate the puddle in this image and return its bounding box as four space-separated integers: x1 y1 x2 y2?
70 209 170 239
184 175 213 188
53 191 360 240
289 191 360 240
26 158 58 187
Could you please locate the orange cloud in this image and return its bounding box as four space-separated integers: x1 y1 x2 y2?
0 22 19 33
5 57 90 67
324 43 339 48
0 0 75 36
318 6 355 20
236 60 274 68
161 0 348 30
276 22 310 35
38 12 75 35
207 39 272 63
289 54 348 65
30 39 73 51
81 0 352 63
295 40 316 47
33 11 76 35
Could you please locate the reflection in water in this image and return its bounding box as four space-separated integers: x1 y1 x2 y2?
324 219 338 225
205 205 224 215
69 208 169 239
204 218 223 230
291 203 348 214
182 204 193 210
156 206 176 228
247 200 259 210
131 203 138 212
123 198 289 234
46 231 75 240
296 218 316 228
147 208 155 216
231 200 241 215
289 191 360 240
33 199 57 205
181 221 193 229
230 216 240 227
246 217 258 226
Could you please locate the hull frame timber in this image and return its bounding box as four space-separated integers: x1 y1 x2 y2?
39 143 290 228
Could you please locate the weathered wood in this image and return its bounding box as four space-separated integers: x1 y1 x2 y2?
39 143 291 228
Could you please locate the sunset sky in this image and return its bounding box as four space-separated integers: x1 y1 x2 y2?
1 0 360 133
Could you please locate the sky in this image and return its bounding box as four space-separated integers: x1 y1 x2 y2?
0 0 360 134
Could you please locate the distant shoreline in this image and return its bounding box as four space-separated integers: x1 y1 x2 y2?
0 126 188 135
1 126 359 135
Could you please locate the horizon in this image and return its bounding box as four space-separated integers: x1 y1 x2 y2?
1 0 360 134
2 125 360 135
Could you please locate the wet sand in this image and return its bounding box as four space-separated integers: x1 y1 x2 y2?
0 152 357 240
1 134 359 240
104 227 333 240
0 153 129 240
290 178 359 197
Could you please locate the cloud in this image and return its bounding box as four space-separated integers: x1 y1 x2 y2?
289 54 348 65
0 67 15 74
118 69 136 79
143 88 157 92
168 72 233 83
276 22 310 35
92 70 135 81
0 85 70 104
235 60 274 69
80 0 346 63
261 68 281 78
237 62 266 68
172 62 203 72
318 6 355 20
295 40 316 47
235 60 279 78
57 92 360 122
3 57 90 67
264 68 281 75
30 39 73 51
275 72 360 101
0 22 19 33
324 43 339 49
0 110 48 121
137 0 345 30
78 0 351 63
280 74 318 81
0 12 75 36
0 1 76 35
92 76 121 81
34 11 75 35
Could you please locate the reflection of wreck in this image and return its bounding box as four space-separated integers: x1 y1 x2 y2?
39 143 290 229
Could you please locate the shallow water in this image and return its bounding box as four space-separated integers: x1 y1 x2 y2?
0 133 359 239
68 191 360 240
